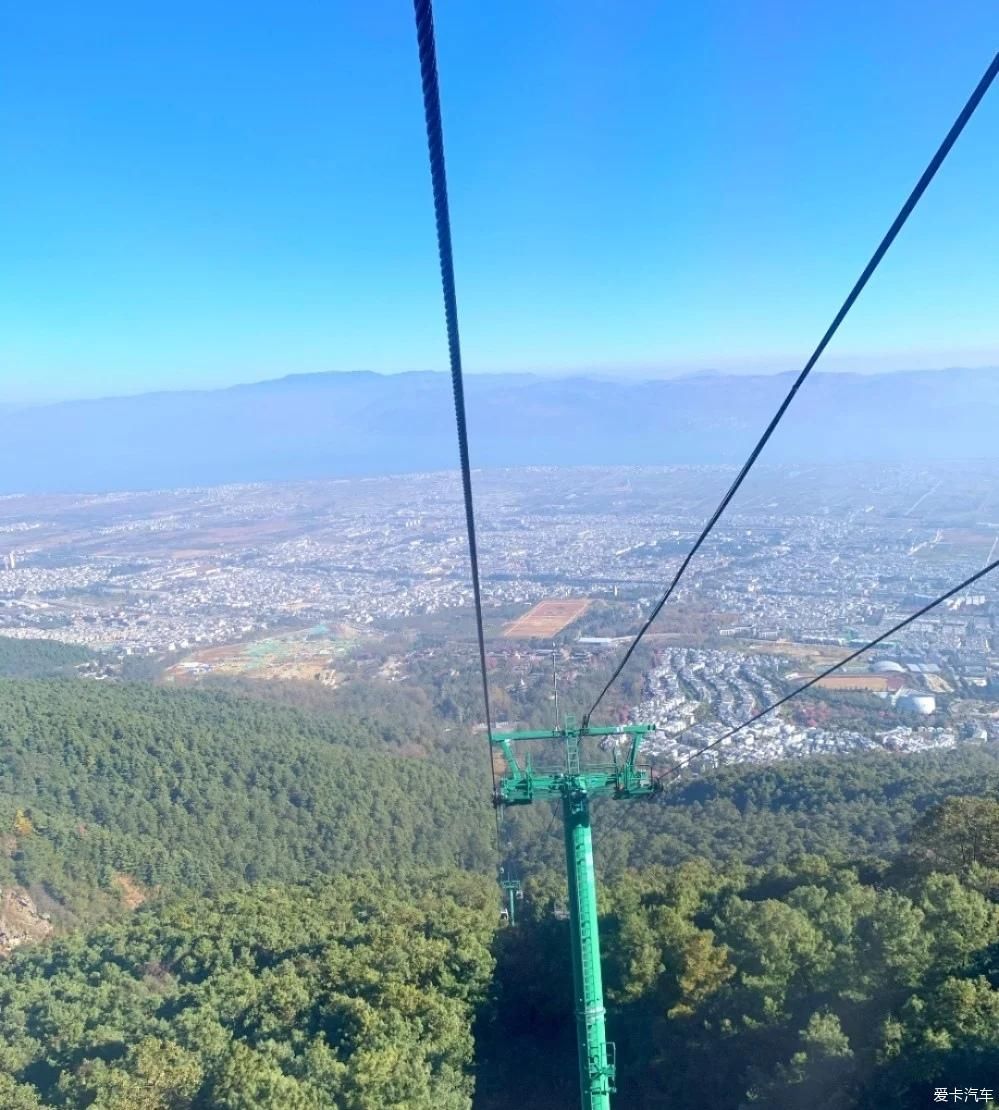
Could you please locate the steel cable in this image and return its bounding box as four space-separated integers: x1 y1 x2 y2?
412 0 501 832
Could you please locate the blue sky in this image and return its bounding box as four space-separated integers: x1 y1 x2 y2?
0 1 997 402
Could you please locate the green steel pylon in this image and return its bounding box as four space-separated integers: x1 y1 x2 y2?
499 875 523 926
492 715 658 1110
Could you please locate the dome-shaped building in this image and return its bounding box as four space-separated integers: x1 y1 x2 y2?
896 690 936 715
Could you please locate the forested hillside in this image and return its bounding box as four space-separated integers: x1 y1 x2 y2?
0 872 497 1109
0 679 493 922
0 672 996 1106
483 801 999 1109
0 800 993 1108
0 639 92 679
208 672 999 876
3 675 996 929
589 745 999 873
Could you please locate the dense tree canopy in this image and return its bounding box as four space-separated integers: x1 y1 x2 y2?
0 849 989 1108
0 664 995 1108
0 679 493 922
583 745 999 875
0 872 496 1108
480 842 999 1110
0 638 92 679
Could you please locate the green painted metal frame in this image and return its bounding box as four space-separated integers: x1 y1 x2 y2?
491 716 657 1109
500 877 522 926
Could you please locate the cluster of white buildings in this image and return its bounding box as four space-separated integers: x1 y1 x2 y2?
631 647 972 772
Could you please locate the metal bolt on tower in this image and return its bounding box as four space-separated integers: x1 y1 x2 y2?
492 715 658 1110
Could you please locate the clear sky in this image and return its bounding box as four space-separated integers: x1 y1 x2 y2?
1 1 997 402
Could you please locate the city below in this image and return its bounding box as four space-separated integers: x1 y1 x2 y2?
1 461 998 774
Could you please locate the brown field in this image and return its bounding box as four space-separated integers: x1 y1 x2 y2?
504 599 591 639
813 674 892 692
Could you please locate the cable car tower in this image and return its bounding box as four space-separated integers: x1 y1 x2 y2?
499 873 523 926
492 716 658 1109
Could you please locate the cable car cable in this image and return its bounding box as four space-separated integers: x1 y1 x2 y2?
412 0 501 838
585 50 999 728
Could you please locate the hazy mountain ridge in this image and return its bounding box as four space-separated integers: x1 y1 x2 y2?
3 367 997 492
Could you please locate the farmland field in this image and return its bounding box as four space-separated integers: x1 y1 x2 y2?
166 624 358 683
503 598 591 638
813 673 893 692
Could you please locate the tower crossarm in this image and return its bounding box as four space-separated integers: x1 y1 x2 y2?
491 720 658 807
491 723 655 743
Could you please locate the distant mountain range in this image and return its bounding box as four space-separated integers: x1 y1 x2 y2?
2 367 997 493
